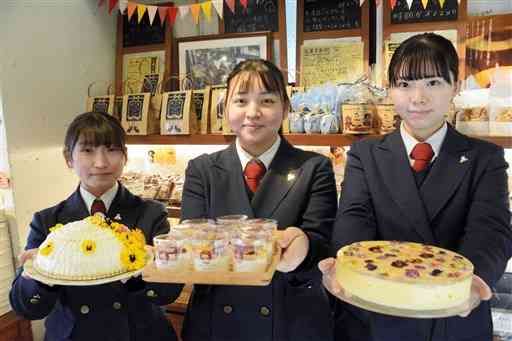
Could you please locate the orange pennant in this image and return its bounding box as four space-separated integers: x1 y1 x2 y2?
190 4 201 25
225 0 235 14
389 0 397 10
127 2 137 21
108 0 118 14
168 7 178 27
240 0 248 9
137 5 147 23
158 7 168 25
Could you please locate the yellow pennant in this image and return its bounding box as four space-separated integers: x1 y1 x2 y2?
137 5 146 23
201 1 212 22
190 4 201 25
421 0 428 9
438 0 446 8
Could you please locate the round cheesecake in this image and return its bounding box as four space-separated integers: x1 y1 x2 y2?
336 241 473 310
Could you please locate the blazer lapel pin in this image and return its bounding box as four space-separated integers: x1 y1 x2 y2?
459 155 469 164
114 213 122 220
287 173 296 182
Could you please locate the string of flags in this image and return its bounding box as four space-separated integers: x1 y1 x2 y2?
98 0 462 26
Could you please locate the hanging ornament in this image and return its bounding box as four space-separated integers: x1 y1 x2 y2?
158 7 168 25
438 0 446 8
127 2 137 21
240 0 248 9
168 7 178 27
421 0 428 10
179 5 190 19
108 0 118 14
190 4 201 25
118 0 128 13
225 0 236 14
405 0 413 9
137 5 146 23
98 0 106 8
212 0 223 19
389 0 397 10
201 2 213 22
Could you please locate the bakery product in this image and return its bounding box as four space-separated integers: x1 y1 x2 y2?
33 215 147 280
336 241 473 310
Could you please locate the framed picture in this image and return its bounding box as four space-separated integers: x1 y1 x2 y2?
122 51 165 94
177 32 272 90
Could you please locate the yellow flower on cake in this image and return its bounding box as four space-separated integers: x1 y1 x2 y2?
39 241 54 256
120 245 146 271
131 229 146 246
81 240 96 255
49 223 64 233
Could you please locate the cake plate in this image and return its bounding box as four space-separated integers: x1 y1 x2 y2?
337 289 481 318
23 250 153 286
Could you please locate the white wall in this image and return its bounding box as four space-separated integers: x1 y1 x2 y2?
0 1 117 339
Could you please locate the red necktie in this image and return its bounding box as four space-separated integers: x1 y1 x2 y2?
244 159 266 193
410 143 434 172
91 199 107 215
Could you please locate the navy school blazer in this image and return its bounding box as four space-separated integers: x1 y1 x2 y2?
10 184 183 341
332 125 512 341
180 139 338 341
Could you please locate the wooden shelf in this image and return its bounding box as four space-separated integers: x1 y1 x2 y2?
127 134 512 148
167 206 181 218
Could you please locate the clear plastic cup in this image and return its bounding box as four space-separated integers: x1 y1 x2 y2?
216 214 248 236
232 230 271 272
191 228 231 272
153 233 190 271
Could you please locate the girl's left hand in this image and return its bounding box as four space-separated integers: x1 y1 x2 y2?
458 275 492 317
276 227 309 272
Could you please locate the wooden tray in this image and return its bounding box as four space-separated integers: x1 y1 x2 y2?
142 245 281 286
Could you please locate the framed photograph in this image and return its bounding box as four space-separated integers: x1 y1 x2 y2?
177 32 272 90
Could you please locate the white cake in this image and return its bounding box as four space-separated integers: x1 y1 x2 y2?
34 215 147 280
336 241 473 310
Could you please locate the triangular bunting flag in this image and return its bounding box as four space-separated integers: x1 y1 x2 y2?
438 0 446 8
360 0 365 6
158 6 168 25
201 2 213 22
147 6 158 25
108 0 118 14
421 0 428 9
225 0 235 14
127 2 137 21
240 0 248 9
406 0 413 10
118 0 128 13
212 0 223 19
389 0 397 10
98 0 106 8
179 5 190 19
168 7 178 27
137 4 146 23
190 4 201 25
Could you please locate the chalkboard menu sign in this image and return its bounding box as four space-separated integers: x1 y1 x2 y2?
223 0 279 33
391 0 458 24
123 13 166 47
303 0 361 32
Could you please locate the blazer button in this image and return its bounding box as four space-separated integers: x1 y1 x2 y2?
146 290 157 298
113 302 122 310
223 305 233 314
259 306 271 316
80 305 90 314
29 297 39 304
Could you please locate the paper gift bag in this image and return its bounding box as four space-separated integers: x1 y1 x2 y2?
210 86 228 134
192 88 211 134
160 90 198 135
86 82 114 115
121 93 159 135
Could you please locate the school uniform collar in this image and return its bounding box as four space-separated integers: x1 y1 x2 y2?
235 135 281 171
400 121 447 164
80 182 119 214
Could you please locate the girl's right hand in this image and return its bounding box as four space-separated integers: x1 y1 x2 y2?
318 258 351 300
19 249 37 279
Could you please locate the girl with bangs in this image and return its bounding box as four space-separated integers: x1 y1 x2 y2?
181 59 337 341
320 33 511 341
10 112 182 341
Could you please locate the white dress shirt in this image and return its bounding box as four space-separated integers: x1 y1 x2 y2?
80 182 119 214
235 135 281 171
400 121 447 166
